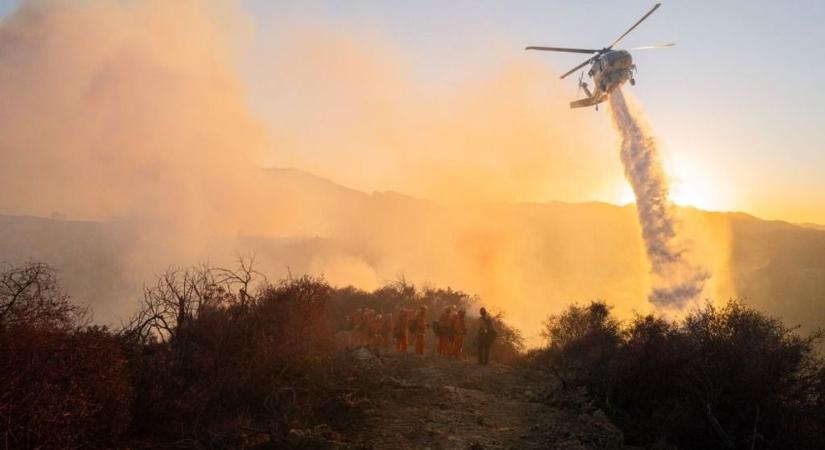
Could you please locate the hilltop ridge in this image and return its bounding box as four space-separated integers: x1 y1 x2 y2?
2 167 825 338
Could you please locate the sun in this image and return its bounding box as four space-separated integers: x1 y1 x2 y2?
617 184 636 206
614 159 727 212
618 181 718 211
669 181 715 210
665 153 728 211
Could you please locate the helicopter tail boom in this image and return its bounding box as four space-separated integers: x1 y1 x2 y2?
570 93 607 109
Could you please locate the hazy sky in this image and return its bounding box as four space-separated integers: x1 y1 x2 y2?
2 0 824 223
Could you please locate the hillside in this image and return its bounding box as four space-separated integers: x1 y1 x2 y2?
2 168 825 337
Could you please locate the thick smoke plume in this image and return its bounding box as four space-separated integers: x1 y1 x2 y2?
609 88 710 308
0 1 733 339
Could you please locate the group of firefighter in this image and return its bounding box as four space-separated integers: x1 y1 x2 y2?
345 304 497 364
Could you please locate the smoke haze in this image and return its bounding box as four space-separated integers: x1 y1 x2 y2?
0 1 732 339
609 88 710 308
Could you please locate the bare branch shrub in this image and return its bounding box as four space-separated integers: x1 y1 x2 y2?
0 261 86 331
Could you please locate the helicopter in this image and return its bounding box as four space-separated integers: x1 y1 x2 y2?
525 3 673 109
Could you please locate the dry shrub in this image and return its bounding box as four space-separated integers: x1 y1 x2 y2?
539 301 621 393
0 262 132 449
255 275 335 360
2 260 522 447
534 299 825 449
121 268 340 447
0 261 86 331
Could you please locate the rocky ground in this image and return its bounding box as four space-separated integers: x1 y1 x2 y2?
324 349 633 450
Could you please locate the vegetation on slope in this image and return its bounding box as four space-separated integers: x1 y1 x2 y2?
0 260 521 448
530 300 825 449
3 259 825 449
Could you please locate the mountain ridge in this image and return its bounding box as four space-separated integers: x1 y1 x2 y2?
2 167 825 340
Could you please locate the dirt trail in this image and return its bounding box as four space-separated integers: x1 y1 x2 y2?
346 352 628 450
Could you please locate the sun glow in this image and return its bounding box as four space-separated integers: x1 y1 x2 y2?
617 184 636 206
669 180 716 210
613 154 730 212
615 176 719 211
665 153 729 211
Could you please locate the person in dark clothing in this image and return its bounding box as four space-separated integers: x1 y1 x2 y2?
476 307 497 365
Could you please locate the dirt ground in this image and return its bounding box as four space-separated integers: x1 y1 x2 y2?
341 351 631 450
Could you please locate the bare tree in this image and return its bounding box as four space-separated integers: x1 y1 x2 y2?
214 254 266 312
119 256 263 342
0 261 86 331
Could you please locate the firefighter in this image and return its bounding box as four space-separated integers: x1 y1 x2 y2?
436 306 454 357
370 313 384 350
477 307 497 365
395 308 410 353
452 308 467 359
383 313 394 348
412 305 429 355
361 308 375 347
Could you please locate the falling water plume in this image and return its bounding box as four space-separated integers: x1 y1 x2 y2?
609 88 709 308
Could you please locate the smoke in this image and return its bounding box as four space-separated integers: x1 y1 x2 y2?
249 23 621 205
0 1 733 340
609 88 710 308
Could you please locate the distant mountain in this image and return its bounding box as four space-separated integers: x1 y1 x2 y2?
2 168 824 339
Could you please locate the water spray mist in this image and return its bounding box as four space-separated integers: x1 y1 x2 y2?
609 88 709 308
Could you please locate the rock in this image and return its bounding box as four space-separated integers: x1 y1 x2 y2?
352 347 375 360
287 428 305 446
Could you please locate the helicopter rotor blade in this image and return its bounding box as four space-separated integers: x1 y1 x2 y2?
525 46 600 54
608 3 662 49
627 43 675 50
560 56 597 79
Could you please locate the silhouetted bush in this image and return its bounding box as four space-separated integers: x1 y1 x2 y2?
538 301 621 394
0 260 526 447
0 261 87 331
116 263 525 446
534 299 825 450
0 262 132 449
120 264 342 447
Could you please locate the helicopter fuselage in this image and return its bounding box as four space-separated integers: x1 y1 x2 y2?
525 3 669 109
589 50 635 96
